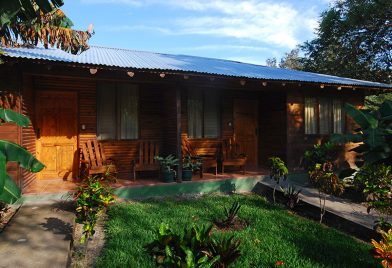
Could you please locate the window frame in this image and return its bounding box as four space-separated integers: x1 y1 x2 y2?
97 82 140 141
303 96 346 136
187 88 222 139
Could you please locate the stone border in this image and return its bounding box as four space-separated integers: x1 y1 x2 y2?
0 203 22 233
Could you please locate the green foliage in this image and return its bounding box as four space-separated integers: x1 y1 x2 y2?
309 163 345 197
371 228 392 268
154 155 179 173
354 164 392 215
182 155 202 171
303 142 339 171
331 101 392 165
281 185 302 209
268 157 288 184
74 176 114 243
300 0 391 83
214 201 241 228
145 222 241 268
0 109 44 203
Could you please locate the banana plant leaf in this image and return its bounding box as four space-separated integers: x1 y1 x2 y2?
0 108 30 127
0 174 21 204
0 141 45 196
344 103 378 129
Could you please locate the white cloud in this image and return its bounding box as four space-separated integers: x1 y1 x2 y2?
167 1 316 48
85 0 320 49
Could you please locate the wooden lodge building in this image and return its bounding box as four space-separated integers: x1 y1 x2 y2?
0 46 391 193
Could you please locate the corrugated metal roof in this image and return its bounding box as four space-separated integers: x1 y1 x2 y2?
2 45 391 89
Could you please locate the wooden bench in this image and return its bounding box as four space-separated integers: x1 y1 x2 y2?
182 137 221 177
131 140 160 180
222 138 247 174
80 140 117 179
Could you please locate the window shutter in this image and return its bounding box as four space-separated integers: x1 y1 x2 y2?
203 90 221 138
319 98 332 134
187 89 203 138
97 83 116 140
333 99 345 133
305 97 317 134
118 84 139 139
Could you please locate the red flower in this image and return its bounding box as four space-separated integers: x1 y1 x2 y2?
275 260 284 266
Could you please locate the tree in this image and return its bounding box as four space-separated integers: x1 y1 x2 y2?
265 57 277 67
279 48 303 70
0 0 93 54
300 0 392 83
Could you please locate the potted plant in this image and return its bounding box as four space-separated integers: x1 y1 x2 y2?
154 155 178 183
182 155 202 181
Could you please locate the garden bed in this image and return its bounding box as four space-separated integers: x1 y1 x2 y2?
96 194 378 267
0 204 21 233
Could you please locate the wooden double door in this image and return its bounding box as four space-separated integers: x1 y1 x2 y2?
35 91 78 180
234 99 258 167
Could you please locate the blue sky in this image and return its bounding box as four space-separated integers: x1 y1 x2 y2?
63 0 333 65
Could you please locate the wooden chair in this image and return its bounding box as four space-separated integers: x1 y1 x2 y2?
182 137 219 177
80 140 117 178
222 137 247 174
131 140 160 180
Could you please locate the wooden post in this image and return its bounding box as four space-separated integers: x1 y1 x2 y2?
176 86 182 182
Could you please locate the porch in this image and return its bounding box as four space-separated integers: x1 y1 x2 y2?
22 168 268 196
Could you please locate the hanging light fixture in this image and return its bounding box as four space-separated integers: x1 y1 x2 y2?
127 71 135 77
89 68 98 75
240 80 246 86
160 73 166 78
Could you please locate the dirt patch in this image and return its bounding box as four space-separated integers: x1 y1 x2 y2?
214 218 249 232
69 212 106 268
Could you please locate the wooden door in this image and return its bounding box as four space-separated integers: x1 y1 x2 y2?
36 91 78 180
234 99 258 166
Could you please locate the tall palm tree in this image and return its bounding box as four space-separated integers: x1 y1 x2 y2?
0 0 93 54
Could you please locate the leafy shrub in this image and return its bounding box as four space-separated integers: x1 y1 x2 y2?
372 228 392 268
268 157 288 203
182 155 202 171
214 201 241 229
309 163 345 197
154 155 179 173
374 218 392 233
74 176 114 243
281 185 302 209
303 142 339 171
145 223 241 268
354 164 392 215
309 163 344 223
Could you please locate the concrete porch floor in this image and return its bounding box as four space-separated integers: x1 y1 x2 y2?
23 168 269 195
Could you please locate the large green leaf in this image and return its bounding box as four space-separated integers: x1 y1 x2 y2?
0 140 44 172
0 141 44 196
363 128 386 149
0 108 30 127
380 100 392 120
344 103 378 129
0 174 21 204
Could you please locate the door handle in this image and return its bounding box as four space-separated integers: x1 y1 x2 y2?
37 128 41 139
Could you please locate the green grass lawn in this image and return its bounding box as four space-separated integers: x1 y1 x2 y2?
96 194 378 268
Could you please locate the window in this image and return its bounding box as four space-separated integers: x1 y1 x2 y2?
304 97 345 135
188 89 221 138
97 83 139 140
